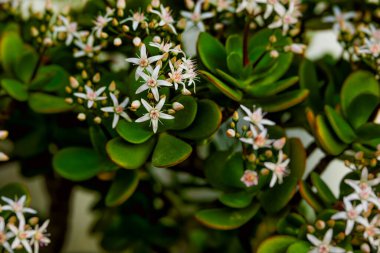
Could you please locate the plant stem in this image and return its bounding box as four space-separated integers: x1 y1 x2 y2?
30 46 47 82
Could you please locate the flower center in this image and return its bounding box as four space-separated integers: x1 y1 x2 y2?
115 106 124 114
254 135 266 147
0 232 6 244
84 45 93 53
250 112 262 124
12 203 22 212
359 183 371 200
275 166 285 175
68 23 77 33
133 12 144 22
244 172 257 184
366 226 376 237
347 209 357 220
139 58 149 67
147 78 157 87
19 232 28 240
96 16 108 26
87 91 97 100
150 109 160 120
318 244 329 253
192 13 201 22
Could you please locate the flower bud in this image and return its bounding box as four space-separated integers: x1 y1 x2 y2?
232 111 239 121
273 137 286 150
65 98 74 104
248 153 256 162
185 0 194 9
181 87 191 95
31 26 39 37
77 113 86 121
151 0 160 8
168 109 176 115
269 35 277 43
117 0 126 9
315 220 325 230
112 18 119 26
133 37 142 47
355 151 364 160
177 18 187 30
65 86 72 93
0 131 9 141
0 152 9 162
230 122 235 128
43 37 53 46
260 168 270 176
226 129 236 138
361 243 371 253
270 50 279 58
109 81 116 92
214 23 224 31
306 225 315 234
172 102 184 111
122 25 130 32
94 116 102 124
81 70 88 79
29 217 39 226
93 73 101 83
153 36 161 43
131 100 141 110
113 37 122 47
265 150 273 158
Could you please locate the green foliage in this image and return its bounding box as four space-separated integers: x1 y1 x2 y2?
105 170 139 207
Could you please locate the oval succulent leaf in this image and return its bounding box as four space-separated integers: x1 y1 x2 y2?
324 105 357 144
116 120 154 144
315 115 347 155
346 94 379 129
165 96 198 130
197 32 227 74
257 236 298 253
105 170 139 207
310 172 337 206
1 78 28 101
245 76 299 98
219 191 255 209
28 92 74 114
1 31 24 73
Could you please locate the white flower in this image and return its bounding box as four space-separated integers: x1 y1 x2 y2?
74 86 107 108
101 93 132 128
241 170 259 187
264 150 290 188
256 0 285 19
331 198 366 235
126 44 163 80
358 215 380 247
268 0 301 34
54 16 85 46
181 0 214 32
121 11 146 31
74 35 102 58
8 217 34 253
284 43 307 54
168 61 187 90
1 195 36 221
363 24 380 42
236 0 260 15
322 6 356 34
30 220 50 253
135 97 174 133
151 5 177 34
212 0 235 12
93 9 114 38
240 127 272 150
0 217 14 253
307 229 345 253
345 167 380 211
149 41 181 54
240 105 275 131
136 65 172 101
359 38 380 58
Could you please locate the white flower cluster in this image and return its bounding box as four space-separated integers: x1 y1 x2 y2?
322 6 356 35
307 167 380 252
0 195 50 253
228 105 290 188
359 24 380 59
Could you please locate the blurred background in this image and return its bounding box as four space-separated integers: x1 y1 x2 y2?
0 0 348 252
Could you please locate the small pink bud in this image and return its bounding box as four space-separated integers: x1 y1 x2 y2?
270 50 279 58
117 0 126 9
240 170 258 187
133 37 142 47
273 137 286 150
172 102 184 111
131 100 141 110
77 113 86 121
151 0 160 8
114 38 122 47
226 129 236 138
0 131 8 141
69 76 79 89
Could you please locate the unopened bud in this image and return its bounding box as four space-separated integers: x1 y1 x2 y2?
131 100 141 110
355 151 364 160
226 129 236 138
94 116 102 124
81 70 88 79
109 81 116 92
248 153 256 162
0 152 9 162
31 26 39 37
361 243 371 253
269 35 277 43
306 225 315 234
29 217 39 226
185 0 194 9
273 137 286 150
260 168 270 176
265 150 273 158
133 37 142 47
0 131 9 140
113 37 122 47
270 50 279 58
327 219 335 228
153 36 161 43
168 109 176 115
117 0 126 9
77 113 86 121
172 102 184 111
214 23 224 31
65 98 73 104
122 25 130 32
93 73 101 83
65 86 72 93
43 37 53 46
181 88 191 95
315 220 325 230
230 122 235 128
151 0 160 8
232 111 239 121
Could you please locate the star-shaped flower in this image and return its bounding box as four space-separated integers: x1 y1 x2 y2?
101 93 132 128
0 217 14 253
264 150 290 188
181 0 214 32
256 0 285 19
8 217 34 253
241 170 259 187
331 198 366 235
136 65 172 101
1 195 36 221
236 0 260 15
121 11 146 31
307 229 345 253
30 220 50 253
240 105 275 131
268 0 301 34
358 215 380 247
322 6 356 34
240 127 272 150
151 5 177 34
74 35 102 58
135 97 174 133
93 8 114 38
74 86 107 108
54 16 86 46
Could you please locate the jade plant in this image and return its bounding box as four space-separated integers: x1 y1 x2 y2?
0 0 379 252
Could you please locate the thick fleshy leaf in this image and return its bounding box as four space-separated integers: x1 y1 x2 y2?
219 191 255 208
277 214 305 236
227 52 244 76
300 59 323 111
106 137 156 169
199 70 243 101
28 92 74 113
341 71 380 116
15 49 38 83
286 241 310 253
176 99 222 140
257 236 298 253
346 94 379 129
204 151 231 189
287 138 306 180
221 153 246 188
324 105 356 144
197 32 227 74
152 133 192 167
246 76 299 97
116 120 154 144
215 68 246 89
53 147 103 181
166 96 198 130
226 34 243 56
310 172 337 206
30 65 70 92
299 181 324 212
89 125 108 156
195 203 260 230
105 170 139 207
356 123 380 141
1 31 23 73
315 115 347 155
1 78 28 101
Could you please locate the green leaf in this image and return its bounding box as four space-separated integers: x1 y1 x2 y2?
257 236 298 253
204 151 231 189
105 170 139 207
53 147 103 181
341 71 380 116
176 99 222 140
286 241 310 253
226 34 243 56
1 31 23 73
195 203 260 230
287 138 306 180
152 133 192 167
311 172 337 206
299 181 324 212
1 78 28 101
300 59 323 111
315 115 347 155
199 70 243 101
89 125 108 156
220 153 246 188
30 65 70 92
219 191 255 208
356 123 380 141
166 96 198 130
106 137 156 169
346 94 379 129
227 52 244 76
324 105 357 144
116 120 154 144
197 32 227 74
15 49 38 83
28 92 74 113
246 76 299 97
0 183 31 205
215 68 246 89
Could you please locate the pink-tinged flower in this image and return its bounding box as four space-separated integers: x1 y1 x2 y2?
151 5 177 34
74 86 107 108
93 8 114 38
362 24 380 42
256 0 285 19
358 215 380 247
126 44 163 80
331 198 366 235
273 137 286 150
307 229 345 253
0 217 14 253
1 196 36 221
8 217 34 253
213 0 235 13
322 6 356 34
74 35 102 58
236 0 260 15
241 170 259 187
135 97 174 133
121 11 146 31
345 167 380 211
181 0 214 32
240 127 272 150
136 65 172 101
30 220 50 253
54 16 87 46
264 150 290 188
358 38 380 57
240 105 275 131
101 93 132 128
268 0 301 34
